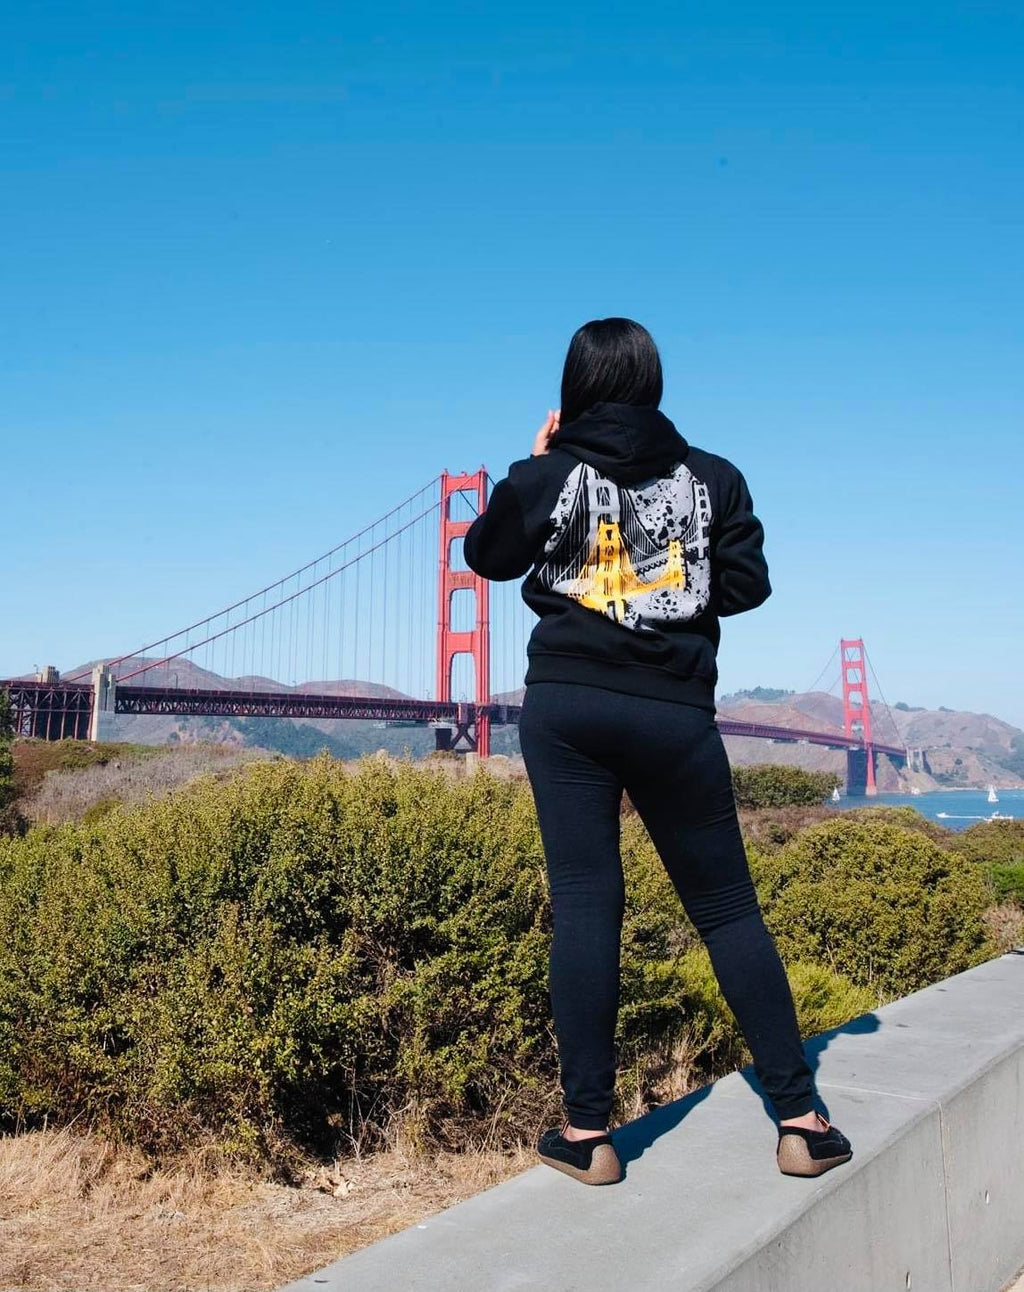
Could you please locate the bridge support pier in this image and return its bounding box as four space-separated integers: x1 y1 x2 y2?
432 703 486 755
845 745 879 797
88 665 117 743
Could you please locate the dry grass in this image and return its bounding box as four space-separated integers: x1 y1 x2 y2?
734 803 839 850
11 739 164 800
0 1124 536 1292
16 742 272 827
981 903 1024 954
13 742 527 830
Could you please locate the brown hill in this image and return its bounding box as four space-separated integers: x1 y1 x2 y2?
717 691 1024 790
49 658 425 758
13 662 1022 788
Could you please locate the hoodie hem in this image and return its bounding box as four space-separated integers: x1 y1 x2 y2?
523 652 717 710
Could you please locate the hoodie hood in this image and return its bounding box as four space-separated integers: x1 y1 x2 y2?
549 402 689 484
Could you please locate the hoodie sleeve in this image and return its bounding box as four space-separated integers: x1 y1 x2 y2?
463 455 560 581
710 462 772 616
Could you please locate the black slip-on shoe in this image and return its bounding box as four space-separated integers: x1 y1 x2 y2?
777 1115 853 1177
537 1120 622 1186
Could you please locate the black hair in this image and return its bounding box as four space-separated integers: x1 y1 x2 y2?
559 317 663 427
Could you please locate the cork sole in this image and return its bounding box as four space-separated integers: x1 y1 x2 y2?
538 1143 623 1185
777 1135 852 1177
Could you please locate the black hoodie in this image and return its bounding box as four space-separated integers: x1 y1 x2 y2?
463 402 771 709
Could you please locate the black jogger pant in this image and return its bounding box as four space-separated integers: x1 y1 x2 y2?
517 679 816 1130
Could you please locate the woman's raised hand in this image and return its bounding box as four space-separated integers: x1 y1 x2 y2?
532 409 561 457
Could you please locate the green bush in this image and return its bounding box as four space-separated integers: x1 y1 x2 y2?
952 819 1024 868
986 863 1024 907
0 753 802 1163
0 753 987 1166
80 796 121 825
938 821 1024 909
844 804 952 844
786 960 878 1034
0 689 22 837
624 946 877 1080
0 690 13 804
0 755 555 1159
731 764 841 810
750 817 994 998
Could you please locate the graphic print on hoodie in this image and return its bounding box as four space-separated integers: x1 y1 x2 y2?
534 458 713 632
462 401 771 707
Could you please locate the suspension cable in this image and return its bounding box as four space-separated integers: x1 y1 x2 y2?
804 642 840 696
113 498 442 683
65 475 443 682
863 643 904 749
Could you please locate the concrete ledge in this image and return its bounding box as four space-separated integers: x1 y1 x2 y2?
282 954 1024 1292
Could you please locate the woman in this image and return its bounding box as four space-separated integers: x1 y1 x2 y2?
463 318 852 1186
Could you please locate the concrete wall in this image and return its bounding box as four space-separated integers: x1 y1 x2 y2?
282 953 1024 1292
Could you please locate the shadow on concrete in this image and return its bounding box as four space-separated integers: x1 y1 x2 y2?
613 1009 882 1171
611 1080 717 1170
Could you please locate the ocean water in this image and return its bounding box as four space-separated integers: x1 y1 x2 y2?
833 788 1022 831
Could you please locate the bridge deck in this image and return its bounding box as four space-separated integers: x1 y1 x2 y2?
0 678 906 759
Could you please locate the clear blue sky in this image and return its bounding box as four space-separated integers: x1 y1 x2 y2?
4 1 1023 725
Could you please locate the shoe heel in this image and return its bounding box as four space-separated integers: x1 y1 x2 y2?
538 1142 622 1186
777 1134 853 1177
587 1143 622 1184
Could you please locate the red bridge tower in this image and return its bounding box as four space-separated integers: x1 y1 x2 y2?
841 637 876 796
436 469 491 755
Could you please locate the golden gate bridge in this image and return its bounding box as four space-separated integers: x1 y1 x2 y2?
1 469 907 794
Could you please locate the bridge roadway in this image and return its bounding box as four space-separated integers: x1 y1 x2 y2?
2 677 906 760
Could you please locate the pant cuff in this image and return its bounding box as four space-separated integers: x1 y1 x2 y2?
773 1094 816 1120
564 1109 611 1130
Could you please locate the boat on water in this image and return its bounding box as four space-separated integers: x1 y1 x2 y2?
988 785 999 803
937 810 1015 822
831 787 841 803
910 786 921 796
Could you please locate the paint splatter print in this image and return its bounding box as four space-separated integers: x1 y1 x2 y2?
535 461 713 631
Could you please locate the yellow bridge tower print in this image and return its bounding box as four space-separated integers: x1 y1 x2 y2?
568 518 686 621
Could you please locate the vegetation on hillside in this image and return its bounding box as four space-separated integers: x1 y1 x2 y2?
11 737 268 827
0 690 24 837
993 732 1024 779
231 717 374 760
10 736 165 800
720 687 796 703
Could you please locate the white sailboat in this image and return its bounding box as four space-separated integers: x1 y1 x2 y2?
831 787 841 803
988 785 999 804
